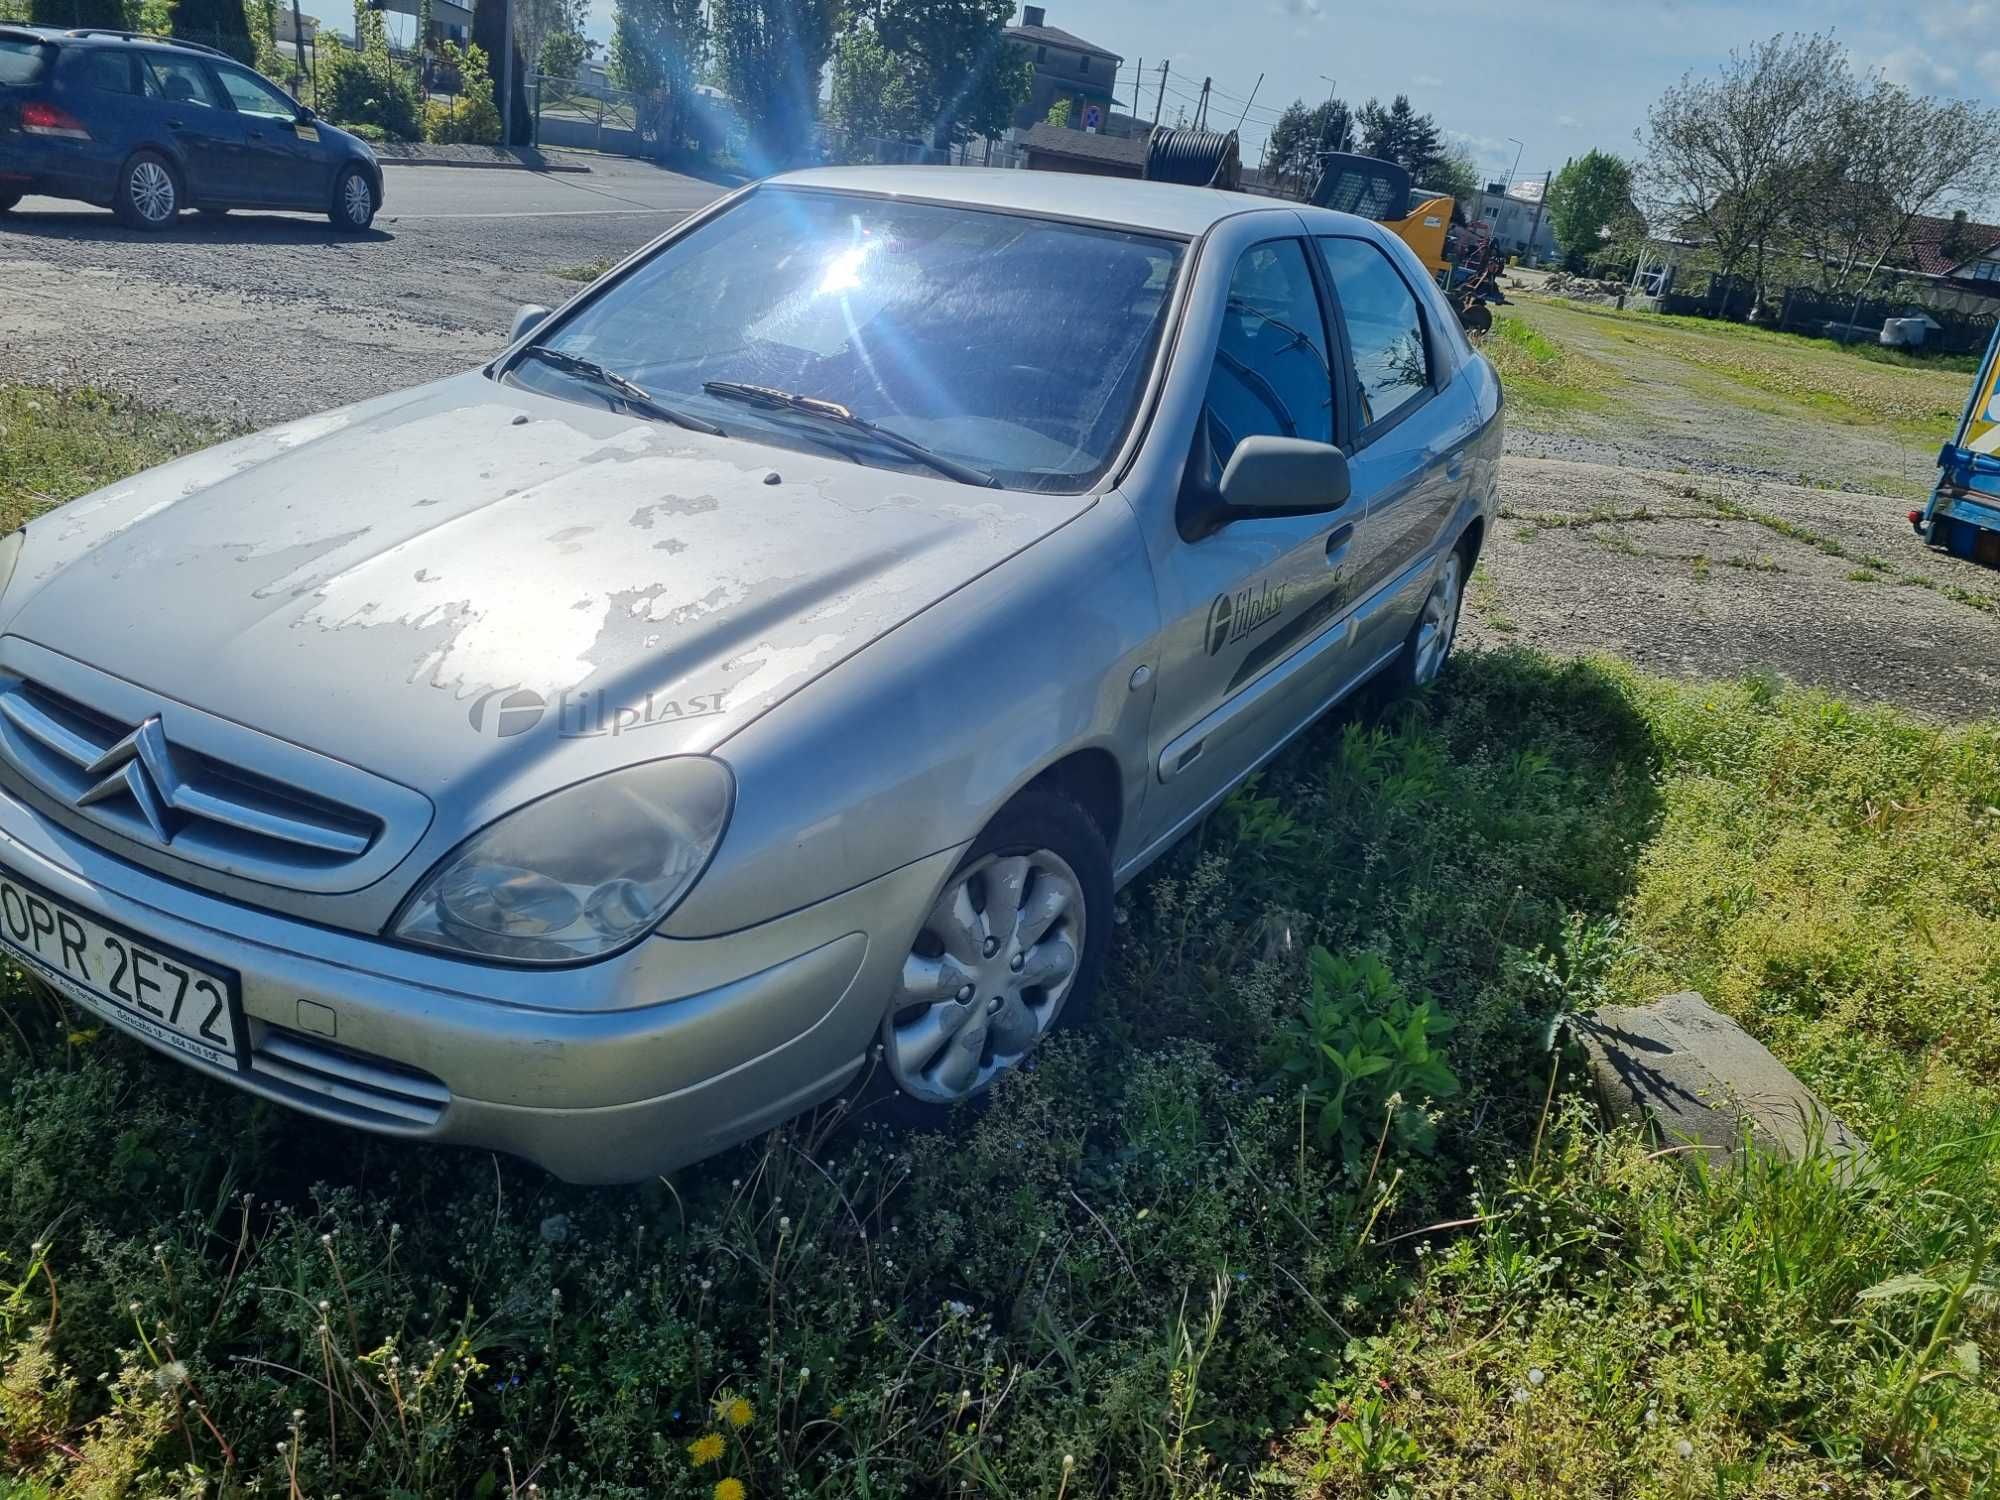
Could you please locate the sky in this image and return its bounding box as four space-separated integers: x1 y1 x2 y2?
297 0 2000 194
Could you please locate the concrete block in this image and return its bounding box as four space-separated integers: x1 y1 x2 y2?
1574 992 1864 1169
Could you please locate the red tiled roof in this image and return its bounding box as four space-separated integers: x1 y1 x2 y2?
1902 212 2000 278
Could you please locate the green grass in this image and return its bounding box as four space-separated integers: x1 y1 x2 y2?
1520 298 1969 440
551 259 613 283
1482 314 1618 423
1 390 1998 1497
0 387 240 534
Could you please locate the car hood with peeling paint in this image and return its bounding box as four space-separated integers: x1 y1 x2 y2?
0 374 1093 810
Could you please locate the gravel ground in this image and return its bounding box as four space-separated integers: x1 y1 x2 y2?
0 158 724 425
3 182 1995 718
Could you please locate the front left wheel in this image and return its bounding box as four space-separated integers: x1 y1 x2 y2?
881 786 1111 1116
330 166 375 231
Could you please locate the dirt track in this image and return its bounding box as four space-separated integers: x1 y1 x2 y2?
1465 294 1998 720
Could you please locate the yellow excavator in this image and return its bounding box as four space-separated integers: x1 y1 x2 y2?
1309 151 1496 329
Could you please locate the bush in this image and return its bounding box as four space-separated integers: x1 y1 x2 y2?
317 14 421 142
421 39 500 145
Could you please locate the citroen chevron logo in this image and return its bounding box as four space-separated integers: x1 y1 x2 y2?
74 716 181 843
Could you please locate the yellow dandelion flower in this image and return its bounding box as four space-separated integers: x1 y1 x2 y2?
714 1479 746 1500
724 1396 754 1430
830 1403 846 1419
687 1433 725 1465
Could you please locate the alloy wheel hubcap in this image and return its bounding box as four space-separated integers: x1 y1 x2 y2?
131 162 174 222
343 175 371 222
1414 553 1462 684
887 849 1085 1104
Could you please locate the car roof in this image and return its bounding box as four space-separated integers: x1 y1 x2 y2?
0 24 229 55
766 165 1322 239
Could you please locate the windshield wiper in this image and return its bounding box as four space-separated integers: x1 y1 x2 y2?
516 346 723 436
701 381 998 488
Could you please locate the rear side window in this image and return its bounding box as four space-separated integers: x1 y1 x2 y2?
80 49 140 95
1316 237 1432 430
140 53 219 108
0 38 50 86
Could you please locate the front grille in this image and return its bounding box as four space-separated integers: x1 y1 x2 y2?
0 647 432 894
251 1027 451 1129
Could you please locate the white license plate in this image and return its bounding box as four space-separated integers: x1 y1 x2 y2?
0 864 243 1070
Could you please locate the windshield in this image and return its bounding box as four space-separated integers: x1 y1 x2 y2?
506 187 1185 492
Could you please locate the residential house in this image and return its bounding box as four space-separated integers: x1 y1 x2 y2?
1005 6 1122 133
1469 181 1556 263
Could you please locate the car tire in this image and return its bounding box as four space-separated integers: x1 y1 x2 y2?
114 151 180 230
1383 535 1471 696
329 166 375 231
878 784 1111 1122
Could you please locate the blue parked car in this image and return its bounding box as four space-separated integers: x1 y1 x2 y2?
0 26 383 230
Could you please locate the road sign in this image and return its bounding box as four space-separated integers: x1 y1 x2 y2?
1083 104 1102 132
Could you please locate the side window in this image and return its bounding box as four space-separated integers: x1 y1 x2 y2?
1194 239 1334 483
82 50 140 95
1316 237 1432 430
139 54 220 109
213 63 298 121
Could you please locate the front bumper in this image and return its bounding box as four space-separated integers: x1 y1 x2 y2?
0 782 960 1182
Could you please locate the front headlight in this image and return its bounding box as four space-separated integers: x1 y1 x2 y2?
0 529 24 603
391 757 733 963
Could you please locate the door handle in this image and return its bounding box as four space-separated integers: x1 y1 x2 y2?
1324 521 1356 566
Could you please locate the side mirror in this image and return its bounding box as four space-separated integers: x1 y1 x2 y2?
296 104 316 122
510 304 552 344
1217 435 1351 519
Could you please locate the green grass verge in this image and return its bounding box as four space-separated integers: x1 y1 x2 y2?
1482 313 1617 423
1523 298 1970 440
0 387 240 534
1 389 1996 1497
551 259 613 283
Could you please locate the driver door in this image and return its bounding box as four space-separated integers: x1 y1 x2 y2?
207 61 318 206
1141 237 1363 843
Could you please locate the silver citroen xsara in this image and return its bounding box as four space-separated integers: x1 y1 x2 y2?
0 167 1499 1181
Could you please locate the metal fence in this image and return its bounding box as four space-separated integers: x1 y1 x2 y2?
1659 277 1996 356
529 73 647 155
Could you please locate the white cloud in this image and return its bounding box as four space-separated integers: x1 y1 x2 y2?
1879 44 1960 94
1555 113 1580 129
1411 72 1443 88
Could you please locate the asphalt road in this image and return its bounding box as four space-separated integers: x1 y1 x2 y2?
0 156 730 424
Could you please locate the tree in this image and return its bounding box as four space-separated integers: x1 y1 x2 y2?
513 0 585 85
1426 142 1481 211
866 0 1031 148
1789 80 2000 296
826 20 919 141
1356 94 1445 182
538 26 586 80
1265 96 1351 196
608 0 703 156
172 0 256 60
1638 33 1849 313
1545 150 1637 271
1044 96 1070 128
708 0 837 168
471 0 530 143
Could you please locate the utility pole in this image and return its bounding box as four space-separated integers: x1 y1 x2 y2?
1132 58 1142 120
1152 59 1169 127
1525 169 1553 264
290 0 306 95
1196 76 1210 130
